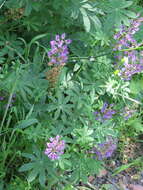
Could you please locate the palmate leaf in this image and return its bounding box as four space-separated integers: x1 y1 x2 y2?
70 153 102 184
104 0 137 28
47 92 74 121
6 0 41 15
80 4 102 32
19 146 54 187
68 0 102 32
0 33 23 59
3 63 48 102
73 126 94 146
69 0 81 19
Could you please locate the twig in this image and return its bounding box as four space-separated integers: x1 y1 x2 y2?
87 182 98 190
106 178 121 190
0 93 14 133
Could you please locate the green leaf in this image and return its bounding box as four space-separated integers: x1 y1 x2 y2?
124 10 137 18
22 153 36 161
105 0 135 27
73 126 94 145
28 168 39 182
24 1 32 16
109 0 132 8
59 159 65 170
113 163 134 176
63 184 75 190
128 119 143 132
19 163 34 172
39 169 46 187
16 118 38 129
54 109 61 120
19 147 52 187
130 78 143 94
120 1 133 8
82 13 91 32
90 14 101 29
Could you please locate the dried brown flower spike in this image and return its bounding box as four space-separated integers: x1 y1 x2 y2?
46 65 63 88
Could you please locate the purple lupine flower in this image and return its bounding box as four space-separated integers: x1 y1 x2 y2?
103 109 116 120
55 35 60 41
92 137 117 160
48 34 71 66
94 103 116 122
0 96 4 101
114 17 143 51
50 40 56 47
114 32 121 40
118 60 143 80
45 135 65 160
65 39 72 44
61 33 66 39
101 102 108 113
114 17 143 80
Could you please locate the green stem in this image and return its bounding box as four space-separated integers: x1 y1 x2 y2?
119 45 143 52
69 53 111 60
0 78 17 133
0 94 13 133
2 134 16 168
5 152 17 170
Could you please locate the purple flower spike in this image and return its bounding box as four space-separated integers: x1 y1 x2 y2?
114 17 143 80
118 61 143 80
101 103 108 113
94 103 116 122
45 135 65 160
92 137 117 160
48 34 71 66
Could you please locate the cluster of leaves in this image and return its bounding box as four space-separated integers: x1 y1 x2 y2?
0 0 143 189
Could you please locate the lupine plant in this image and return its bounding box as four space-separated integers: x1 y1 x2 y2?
0 0 143 189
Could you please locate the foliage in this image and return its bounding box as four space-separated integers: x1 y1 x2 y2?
0 0 143 189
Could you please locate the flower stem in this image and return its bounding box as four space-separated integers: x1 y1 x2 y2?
116 93 142 105
119 45 143 52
